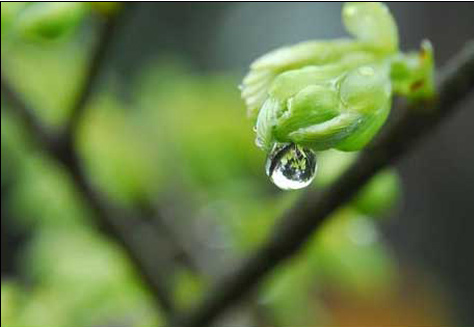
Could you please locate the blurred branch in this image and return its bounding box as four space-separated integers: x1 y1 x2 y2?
2 3 272 324
0 7 178 320
63 8 124 141
173 41 474 327
0 72 56 150
139 201 205 274
145 199 275 326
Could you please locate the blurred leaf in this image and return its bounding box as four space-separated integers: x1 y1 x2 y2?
134 62 266 196
1 108 31 187
174 269 205 309
1 2 27 35
1 281 22 326
20 227 162 327
15 2 87 42
260 259 328 327
2 40 88 127
232 192 297 251
353 169 401 217
79 93 166 205
9 154 90 229
308 209 397 297
314 150 357 187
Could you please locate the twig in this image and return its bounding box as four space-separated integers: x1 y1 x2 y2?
63 9 123 141
173 41 474 327
0 8 177 319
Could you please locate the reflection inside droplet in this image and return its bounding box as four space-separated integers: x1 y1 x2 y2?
266 143 317 190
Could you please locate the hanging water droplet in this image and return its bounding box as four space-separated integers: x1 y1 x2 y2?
265 143 317 190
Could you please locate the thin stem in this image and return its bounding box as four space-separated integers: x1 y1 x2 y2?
173 41 474 327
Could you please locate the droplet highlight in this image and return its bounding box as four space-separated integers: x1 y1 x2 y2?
266 143 317 190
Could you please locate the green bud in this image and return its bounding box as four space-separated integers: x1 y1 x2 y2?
255 97 280 152
15 2 87 42
242 2 435 157
241 40 371 120
256 63 391 151
274 84 340 142
352 169 401 217
335 64 392 151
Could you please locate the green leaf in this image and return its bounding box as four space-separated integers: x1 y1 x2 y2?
342 2 399 53
274 84 339 141
336 64 392 150
241 40 368 119
353 169 401 217
254 97 280 152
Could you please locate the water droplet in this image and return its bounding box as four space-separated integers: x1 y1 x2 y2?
266 143 317 190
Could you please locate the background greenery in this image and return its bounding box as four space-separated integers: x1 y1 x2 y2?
2 3 473 327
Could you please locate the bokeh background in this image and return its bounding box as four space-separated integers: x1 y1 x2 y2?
2 2 474 327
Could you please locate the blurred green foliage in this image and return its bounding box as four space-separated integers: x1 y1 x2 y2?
1 2 121 42
354 170 401 217
15 3 87 42
2 3 403 326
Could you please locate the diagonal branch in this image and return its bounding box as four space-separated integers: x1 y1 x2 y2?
145 199 276 327
0 72 55 149
63 8 123 140
173 40 474 327
1 7 177 319
54 145 177 316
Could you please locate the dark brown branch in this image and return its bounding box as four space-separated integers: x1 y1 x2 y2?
145 200 275 327
1 8 177 319
174 41 474 327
